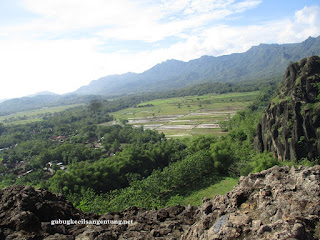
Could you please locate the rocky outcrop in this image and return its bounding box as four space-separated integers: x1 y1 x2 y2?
1 165 320 239
0 185 198 239
255 56 320 161
183 165 320 240
0 185 88 239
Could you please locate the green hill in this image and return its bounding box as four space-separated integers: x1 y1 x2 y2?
75 36 320 96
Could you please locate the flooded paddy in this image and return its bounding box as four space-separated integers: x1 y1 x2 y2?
110 91 259 137
127 111 228 136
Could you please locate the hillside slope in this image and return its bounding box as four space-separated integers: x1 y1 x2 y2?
75 36 320 96
1 36 320 116
0 94 101 116
1 165 319 239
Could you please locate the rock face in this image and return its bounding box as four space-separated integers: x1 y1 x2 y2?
1 165 320 239
255 56 320 161
0 185 198 240
183 165 320 240
0 185 87 239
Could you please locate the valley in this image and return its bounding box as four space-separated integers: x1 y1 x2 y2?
0 88 263 211
0 104 83 125
110 91 258 137
1 1 320 238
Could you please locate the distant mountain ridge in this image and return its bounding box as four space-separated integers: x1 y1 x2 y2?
1 36 320 116
26 91 59 98
75 36 320 96
0 98 9 103
0 94 101 116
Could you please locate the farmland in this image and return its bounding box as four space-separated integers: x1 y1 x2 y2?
0 104 83 125
110 91 259 137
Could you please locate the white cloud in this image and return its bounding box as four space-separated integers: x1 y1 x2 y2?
1 2 320 99
232 0 262 13
14 0 262 42
177 5 320 58
21 0 147 30
295 6 319 25
95 0 262 42
292 6 320 40
127 5 320 66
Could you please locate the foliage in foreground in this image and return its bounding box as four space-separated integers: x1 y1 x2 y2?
72 86 318 214
1 84 318 215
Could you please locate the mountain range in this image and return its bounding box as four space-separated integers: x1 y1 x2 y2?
0 94 101 116
1 35 320 115
75 36 320 96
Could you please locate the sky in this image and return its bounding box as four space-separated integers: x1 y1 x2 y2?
0 0 320 99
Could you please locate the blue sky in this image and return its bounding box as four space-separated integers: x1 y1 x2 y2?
0 0 320 99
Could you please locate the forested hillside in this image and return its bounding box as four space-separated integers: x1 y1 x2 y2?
0 84 288 214
75 36 320 96
0 94 100 116
0 83 273 209
0 76 277 116
1 36 319 116
0 57 319 218
2 1 320 238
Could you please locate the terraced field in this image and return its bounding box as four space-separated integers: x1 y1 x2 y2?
110 91 259 137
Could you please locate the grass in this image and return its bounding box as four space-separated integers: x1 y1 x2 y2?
110 91 258 137
189 128 228 135
165 174 239 206
181 177 239 206
112 91 258 119
0 104 83 125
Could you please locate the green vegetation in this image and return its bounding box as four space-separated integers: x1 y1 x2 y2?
1 81 317 215
47 137 182 196
67 87 285 213
73 37 320 97
180 177 239 206
0 104 83 125
0 94 102 116
113 91 258 119
111 91 258 138
270 95 291 107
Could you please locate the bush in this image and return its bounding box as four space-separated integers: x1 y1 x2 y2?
251 152 279 173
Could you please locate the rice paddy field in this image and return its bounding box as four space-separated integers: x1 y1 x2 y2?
1 91 259 136
110 91 259 137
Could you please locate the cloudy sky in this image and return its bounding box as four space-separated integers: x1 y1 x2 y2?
1 0 320 99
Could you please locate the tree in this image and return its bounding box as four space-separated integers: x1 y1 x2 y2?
119 119 129 125
0 123 4 136
111 139 121 152
210 140 233 174
251 152 279 173
88 99 102 115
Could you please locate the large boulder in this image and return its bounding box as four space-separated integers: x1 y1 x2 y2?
1 165 320 239
182 165 320 239
0 185 87 239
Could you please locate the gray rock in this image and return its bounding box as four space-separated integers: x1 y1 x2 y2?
1 165 320 239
